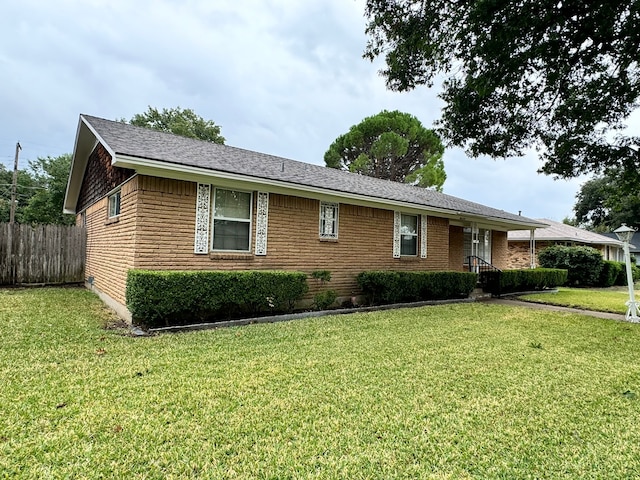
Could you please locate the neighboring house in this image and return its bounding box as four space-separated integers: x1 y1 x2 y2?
64 115 545 321
602 231 640 265
508 218 625 269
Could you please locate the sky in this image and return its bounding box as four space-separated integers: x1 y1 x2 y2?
0 0 608 222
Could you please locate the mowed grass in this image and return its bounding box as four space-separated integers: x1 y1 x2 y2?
2 288 640 478
520 287 640 314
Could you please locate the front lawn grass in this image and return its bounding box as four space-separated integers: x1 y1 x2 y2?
2 287 640 478
520 287 640 314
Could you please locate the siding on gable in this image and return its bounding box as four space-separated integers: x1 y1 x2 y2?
76 143 135 213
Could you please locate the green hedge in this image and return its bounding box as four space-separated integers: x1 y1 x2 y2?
479 268 568 295
356 271 477 305
538 245 603 286
126 270 308 327
600 261 623 287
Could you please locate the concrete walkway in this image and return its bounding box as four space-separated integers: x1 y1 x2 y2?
486 298 628 322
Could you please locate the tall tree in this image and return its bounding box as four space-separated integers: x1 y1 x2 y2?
324 110 446 190
21 154 76 225
573 172 640 232
128 106 225 144
363 1 640 182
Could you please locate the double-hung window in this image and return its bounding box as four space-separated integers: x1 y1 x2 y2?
212 188 252 251
400 214 418 256
108 191 121 218
319 202 339 239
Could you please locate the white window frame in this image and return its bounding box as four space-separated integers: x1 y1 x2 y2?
211 188 253 252
108 190 121 218
400 213 418 256
319 202 339 239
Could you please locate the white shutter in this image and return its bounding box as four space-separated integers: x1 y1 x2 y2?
255 191 269 255
393 211 401 258
194 183 211 254
420 214 427 258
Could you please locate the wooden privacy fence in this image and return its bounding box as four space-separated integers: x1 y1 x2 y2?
0 224 86 285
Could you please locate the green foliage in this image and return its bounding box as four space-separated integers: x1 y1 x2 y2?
573 172 640 232
480 269 568 295
128 106 225 144
324 110 446 191
0 154 75 225
538 245 604 287
310 270 332 283
0 165 38 223
21 154 76 225
600 261 624 288
356 270 477 305
126 270 308 327
363 1 640 183
313 290 338 311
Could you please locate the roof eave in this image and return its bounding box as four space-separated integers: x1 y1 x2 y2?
63 115 117 214
112 153 545 230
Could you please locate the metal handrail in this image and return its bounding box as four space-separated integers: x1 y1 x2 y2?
467 255 502 274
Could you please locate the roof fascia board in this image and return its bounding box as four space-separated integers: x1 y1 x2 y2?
63 118 105 213
113 154 544 230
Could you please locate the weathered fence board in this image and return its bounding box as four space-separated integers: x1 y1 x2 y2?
0 224 86 285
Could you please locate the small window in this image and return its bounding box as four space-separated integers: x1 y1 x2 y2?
108 191 121 218
212 188 252 251
400 214 418 256
319 202 339 239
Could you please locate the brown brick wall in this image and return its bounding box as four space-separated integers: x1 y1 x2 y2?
129 177 451 301
491 231 509 269
83 176 138 306
77 144 135 213
82 174 517 314
448 226 464 271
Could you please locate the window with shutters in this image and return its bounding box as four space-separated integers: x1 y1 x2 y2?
211 188 252 252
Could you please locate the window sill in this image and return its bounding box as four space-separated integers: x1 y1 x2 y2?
209 252 254 261
397 256 421 261
105 216 120 226
319 238 338 243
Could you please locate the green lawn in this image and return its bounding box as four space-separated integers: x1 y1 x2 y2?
520 287 640 315
2 288 640 478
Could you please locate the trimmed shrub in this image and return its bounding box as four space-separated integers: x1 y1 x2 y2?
356 271 477 305
480 268 568 295
615 262 640 286
538 245 603 286
126 270 308 327
599 261 623 287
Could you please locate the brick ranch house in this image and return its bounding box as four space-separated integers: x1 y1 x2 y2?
64 115 545 321
507 218 624 269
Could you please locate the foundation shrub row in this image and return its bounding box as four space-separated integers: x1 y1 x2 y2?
479 268 568 295
126 270 308 327
356 271 477 305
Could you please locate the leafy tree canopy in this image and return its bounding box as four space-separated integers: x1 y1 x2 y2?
324 110 446 190
0 154 74 225
21 154 75 226
364 0 640 182
573 172 640 232
128 106 225 144
0 165 37 223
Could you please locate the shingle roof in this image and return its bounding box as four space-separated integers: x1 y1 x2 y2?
602 232 640 252
508 218 624 246
79 114 545 227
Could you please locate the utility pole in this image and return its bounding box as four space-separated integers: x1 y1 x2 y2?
9 142 21 225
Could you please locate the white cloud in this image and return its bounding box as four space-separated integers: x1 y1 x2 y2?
0 0 614 221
